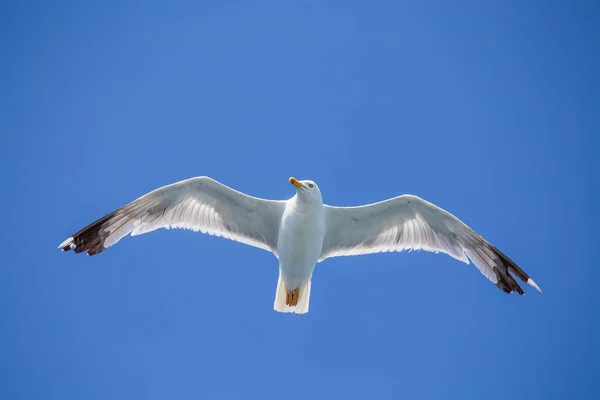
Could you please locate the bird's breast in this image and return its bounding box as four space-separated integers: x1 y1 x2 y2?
277 201 325 284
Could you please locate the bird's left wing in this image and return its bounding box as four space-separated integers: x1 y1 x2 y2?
59 176 286 256
320 195 540 294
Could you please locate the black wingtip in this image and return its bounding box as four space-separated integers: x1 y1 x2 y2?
488 244 527 295
60 209 121 256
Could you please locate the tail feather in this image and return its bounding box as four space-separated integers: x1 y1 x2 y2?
274 273 311 314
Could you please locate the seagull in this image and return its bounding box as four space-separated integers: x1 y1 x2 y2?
59 176 541 314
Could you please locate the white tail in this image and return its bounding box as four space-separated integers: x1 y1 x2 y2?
273 272 312 314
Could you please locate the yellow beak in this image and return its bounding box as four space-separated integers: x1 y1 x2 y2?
289 177 306 189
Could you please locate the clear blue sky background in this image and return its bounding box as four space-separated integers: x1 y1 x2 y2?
1 1 598 399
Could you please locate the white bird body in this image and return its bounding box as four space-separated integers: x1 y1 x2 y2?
276 192 325 312
59 175 541 315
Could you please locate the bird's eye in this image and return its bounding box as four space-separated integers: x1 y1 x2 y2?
308 183 314 188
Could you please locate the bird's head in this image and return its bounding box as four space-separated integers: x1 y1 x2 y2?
289 177 322 203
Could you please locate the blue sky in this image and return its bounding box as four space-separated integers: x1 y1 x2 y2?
1 1 598 398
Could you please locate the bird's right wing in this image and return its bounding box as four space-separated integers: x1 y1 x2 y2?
320 195 540 294
59 176 286 256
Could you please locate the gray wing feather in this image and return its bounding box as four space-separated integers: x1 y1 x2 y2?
59 177 285 256
320 195 540 294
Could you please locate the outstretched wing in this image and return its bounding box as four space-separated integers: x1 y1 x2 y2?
320 195 540 294
59 176 286 256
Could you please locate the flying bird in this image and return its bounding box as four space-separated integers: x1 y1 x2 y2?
59 176 541 314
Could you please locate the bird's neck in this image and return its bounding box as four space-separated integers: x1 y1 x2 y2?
291 195 322 211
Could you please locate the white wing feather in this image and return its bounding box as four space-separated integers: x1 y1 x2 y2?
59 177 286 256
320 195 540 293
